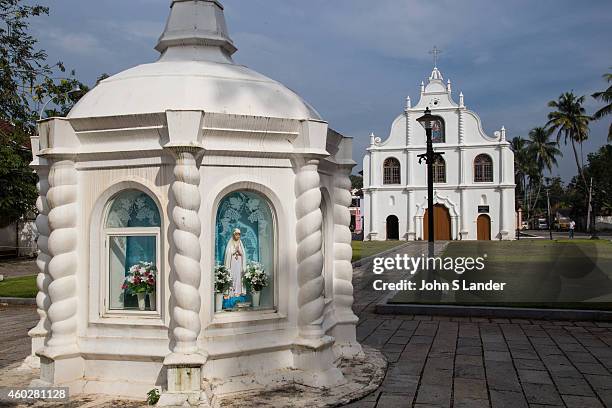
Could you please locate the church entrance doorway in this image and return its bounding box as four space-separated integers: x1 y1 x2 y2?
477 214 491 240
386 215 399 240
423 204 451 240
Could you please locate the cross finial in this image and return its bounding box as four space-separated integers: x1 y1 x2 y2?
429 46 442 68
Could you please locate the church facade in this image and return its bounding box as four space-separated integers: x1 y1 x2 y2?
363 66 515 241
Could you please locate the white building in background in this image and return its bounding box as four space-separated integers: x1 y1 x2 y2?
363 65 515 241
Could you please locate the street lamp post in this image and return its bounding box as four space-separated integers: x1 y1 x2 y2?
417 107 444 255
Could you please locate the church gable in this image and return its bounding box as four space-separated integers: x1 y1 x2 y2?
373 64 506 147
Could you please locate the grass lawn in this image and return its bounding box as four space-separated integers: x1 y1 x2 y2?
0 275 37 298
390 239 612 310
351 240 406 263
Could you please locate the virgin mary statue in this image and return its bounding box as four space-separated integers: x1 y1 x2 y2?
224 228 248 296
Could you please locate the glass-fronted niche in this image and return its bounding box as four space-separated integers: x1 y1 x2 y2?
214 191 275 312
105 190 161 313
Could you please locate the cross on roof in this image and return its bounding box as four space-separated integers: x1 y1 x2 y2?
429 46 442 68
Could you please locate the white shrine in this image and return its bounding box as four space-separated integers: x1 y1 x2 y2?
363 58 516 241
24 1 369 405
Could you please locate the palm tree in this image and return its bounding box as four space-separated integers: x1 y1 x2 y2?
511 136 537 223
525 127 562 214
546 92 590 193
592 70 612 142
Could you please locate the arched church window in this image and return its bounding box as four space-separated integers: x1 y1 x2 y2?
383 158 401 185
474 154 493 182
105 189 161 312
432 116 445 143
214 191 275 312
433 156 446 183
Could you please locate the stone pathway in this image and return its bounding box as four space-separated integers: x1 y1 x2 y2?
347 242 612 408
0 304 39 369
1 244 612 407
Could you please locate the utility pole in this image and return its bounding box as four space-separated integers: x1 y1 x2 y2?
586 177 594 235
546 188 553 240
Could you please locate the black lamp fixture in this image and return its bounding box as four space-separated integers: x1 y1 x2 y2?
417 107 444 247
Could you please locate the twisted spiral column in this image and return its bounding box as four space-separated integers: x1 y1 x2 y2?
29 170 52 338
170 148 202 355
295 159 325 339
332 169 357 319
45 160 78 352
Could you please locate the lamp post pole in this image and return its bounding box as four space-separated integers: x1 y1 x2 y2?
417 107 444 256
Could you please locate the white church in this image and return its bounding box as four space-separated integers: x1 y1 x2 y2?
362 62 516 241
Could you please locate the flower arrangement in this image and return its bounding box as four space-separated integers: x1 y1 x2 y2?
214 264 233 294
243 262 268 292
122 261 156 294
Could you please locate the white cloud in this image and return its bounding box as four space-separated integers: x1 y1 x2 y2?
42 26 111 58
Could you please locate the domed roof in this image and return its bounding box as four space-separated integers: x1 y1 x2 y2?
68 0 321 121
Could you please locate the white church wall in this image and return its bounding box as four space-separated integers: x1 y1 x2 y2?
363 66 516 242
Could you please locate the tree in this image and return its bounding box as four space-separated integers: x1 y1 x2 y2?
0 124 37 226
584 145 612 215
592 70 612 142
0 0 87 224
546 92 591 194
524 127 562 216
350 174 363 190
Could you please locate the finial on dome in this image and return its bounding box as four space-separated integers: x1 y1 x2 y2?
459 92 465 108
155 0 237 56
405 96 411 110
369 132 375 145
501 126 506 141
420 81 425 94
429 67 443 81
447 79 452 93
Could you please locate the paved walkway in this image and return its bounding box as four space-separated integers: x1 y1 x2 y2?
348 242 612 408
0 304 39 369
1 244 611 407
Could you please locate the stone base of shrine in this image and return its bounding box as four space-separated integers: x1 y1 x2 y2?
211 346 386 408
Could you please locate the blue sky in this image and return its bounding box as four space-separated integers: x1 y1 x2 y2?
31 0 611 181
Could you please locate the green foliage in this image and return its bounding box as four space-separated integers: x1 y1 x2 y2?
0 129 37 226
146 388 160 405
592 70 612 141
585 145 612 214
1 0 54 130
546 92 591 193
350 174 363 190
0 0 90 223
526 127 562 175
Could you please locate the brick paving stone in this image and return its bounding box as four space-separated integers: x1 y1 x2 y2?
453 399 489 408
585 374 612 390
517 369 553 385
521 383 564 405
453 378 488 401
490 389 528 408
561 395 605 408
553 376 596 397
485 361 522 392
376 393 414 407
454 363 486 380
484 350 512 362
574 362 610 375
414 383 451 406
